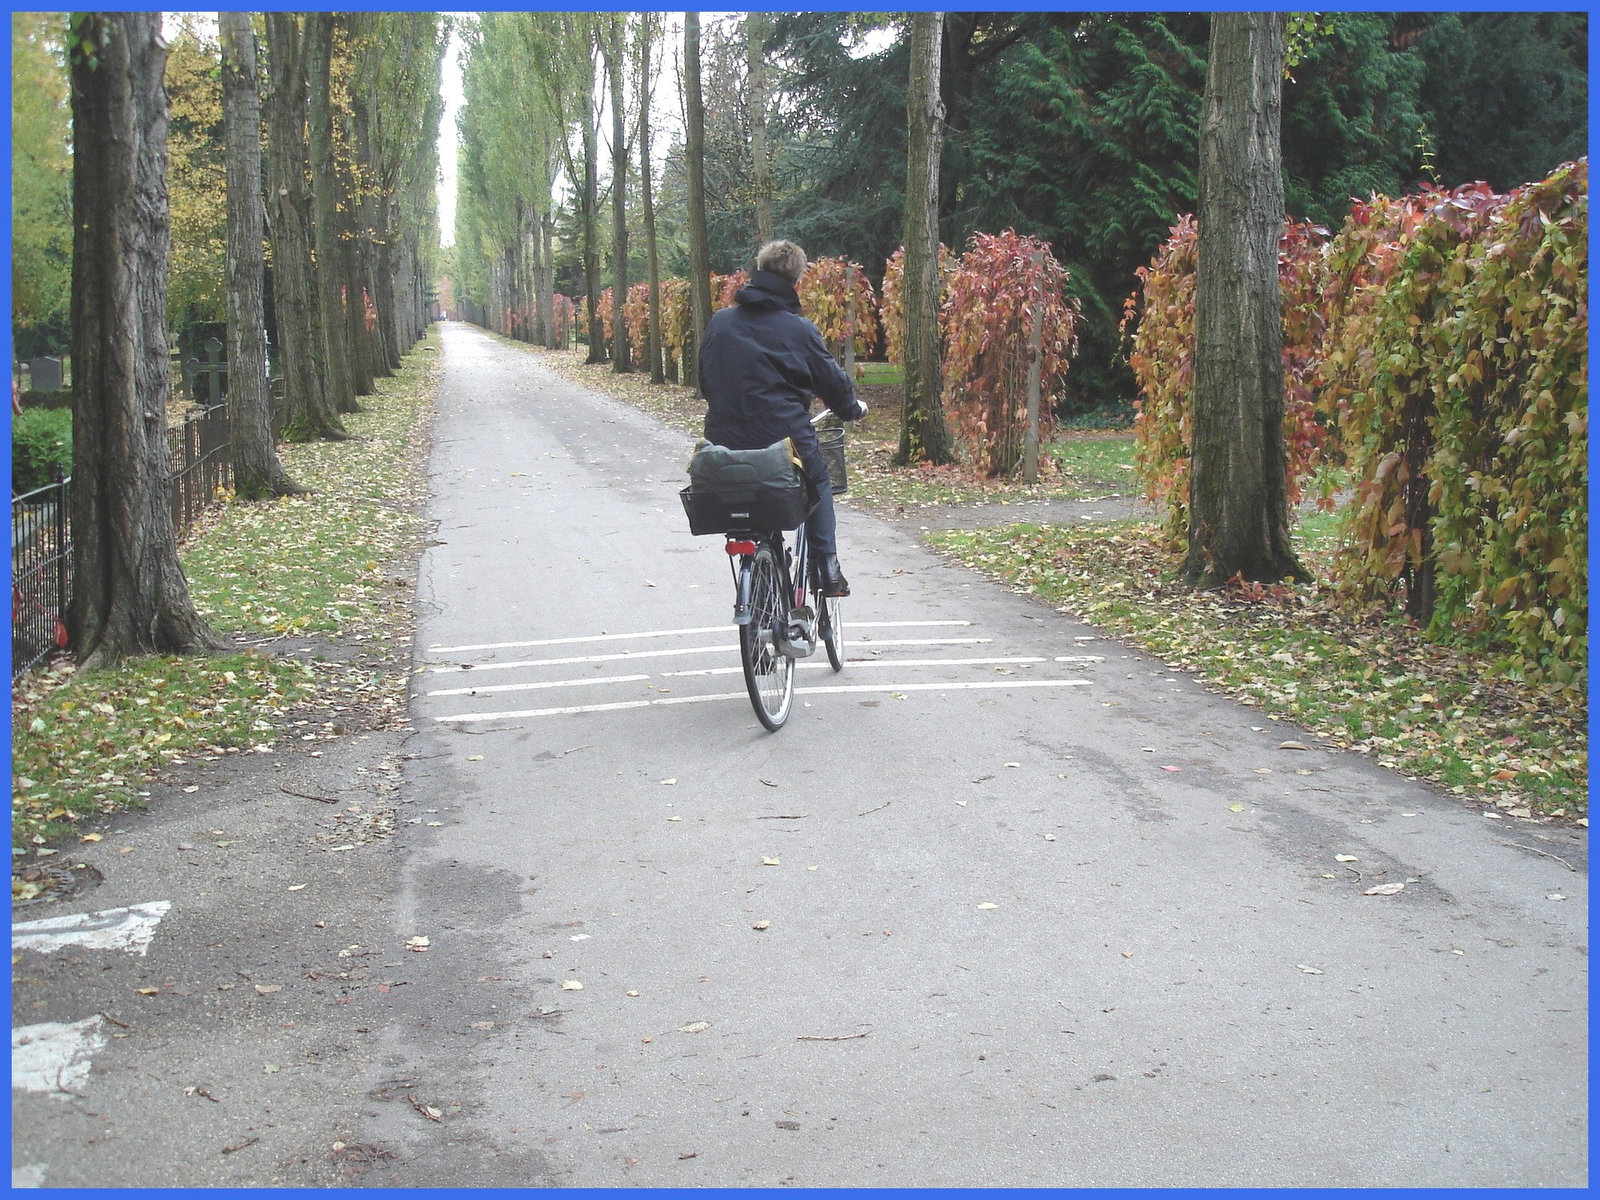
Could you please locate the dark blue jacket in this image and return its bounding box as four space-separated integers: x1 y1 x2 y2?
699 270 865 453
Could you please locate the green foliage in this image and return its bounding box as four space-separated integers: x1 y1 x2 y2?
164 18 227 332
11 14 73 356
11 406 72 493
1130 162 1588 687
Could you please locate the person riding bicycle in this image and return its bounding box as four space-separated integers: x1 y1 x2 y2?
698 240 868 597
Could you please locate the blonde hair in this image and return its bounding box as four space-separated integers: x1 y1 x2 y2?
756 240 808 283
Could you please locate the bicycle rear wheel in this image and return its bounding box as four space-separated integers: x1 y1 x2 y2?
739 543 795 731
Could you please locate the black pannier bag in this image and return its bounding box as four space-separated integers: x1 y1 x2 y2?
680 437 815 535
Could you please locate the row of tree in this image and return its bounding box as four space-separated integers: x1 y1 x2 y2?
42 13 446 668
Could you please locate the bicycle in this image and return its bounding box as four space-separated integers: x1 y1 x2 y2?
682 412 847 731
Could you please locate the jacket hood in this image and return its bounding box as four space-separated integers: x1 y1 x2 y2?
734 270 803 313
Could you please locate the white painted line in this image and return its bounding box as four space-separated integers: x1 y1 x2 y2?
427 626 729 655
428 644 735 675
426 619 973 656
659 656 1046 679
1055 655 1106 663
436 678 1090 723
12 1016 106 1098
844 638 991 648
12 901 171 957
427 673 651 699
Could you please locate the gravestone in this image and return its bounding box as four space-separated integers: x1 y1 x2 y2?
27 356 62 393
186 337 229 407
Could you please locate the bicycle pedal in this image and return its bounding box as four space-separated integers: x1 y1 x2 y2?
776 606 817 659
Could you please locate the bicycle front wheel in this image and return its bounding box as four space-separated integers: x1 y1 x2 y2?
739 544 795 731
818 588 844 672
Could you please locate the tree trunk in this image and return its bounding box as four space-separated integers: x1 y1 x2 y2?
684 12 712 392
745 11 774 245
334 18 375 395
608 14 632 372
350 91 394 377
897 12 954 466
580 39 605 363
638 16 664 383
264 12 346 442
1185 12 1306 587
67 12 221 668
304 12 356 414
373 190 403 368
220 12 302 500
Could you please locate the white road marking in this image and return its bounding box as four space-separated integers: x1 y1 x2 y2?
843 637 991 647
425 619 973 656
436 678 1091 723
1055 655 1107 663
427 673 650 698
659 656 1047 678
12 1016 106 1098
427 645 734 674
12 901 171 957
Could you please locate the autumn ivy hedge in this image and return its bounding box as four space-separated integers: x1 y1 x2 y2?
1126 159 1588 686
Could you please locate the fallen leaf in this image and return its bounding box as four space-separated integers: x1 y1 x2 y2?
406 936 431 952
1295 964 1323 974
661 778 677 786
1278 740 1310 751
1334 854 1359 863
288 883 307 891
1547 893 1567 901
264 1064 279 1074
752 919 771 931
1121 951 1134 958
80 833 103 843
1004 762 1020 768
666 815 682 822
626 990 640 997
137 987 159 996
1228 802 1247 813
977 902 998 910
678 1020 710 1033
561 980 584 991
470 1021 494 1030
775 1120 801 1131
466 755 484 762
254 984 282 995
1363 882 1405 896
761 856 780 867
1044 833 1057 842
1161 766 1180 773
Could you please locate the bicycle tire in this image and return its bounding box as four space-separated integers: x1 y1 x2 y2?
739 544 794 731
818 589 844 672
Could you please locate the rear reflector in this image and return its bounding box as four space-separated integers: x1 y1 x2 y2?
725 539 758 556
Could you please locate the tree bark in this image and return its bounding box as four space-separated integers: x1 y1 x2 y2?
745 11 774 245
608 14 632 372
1185 12 1306 586
684 12 713 391
67 12 221 668
638 16 664 383
897 12 954 466
264 12 346 442
220 12 302 500
579 31 604 363
304 12 356 414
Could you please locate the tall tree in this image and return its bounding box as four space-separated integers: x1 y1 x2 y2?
896 11 953 467
220 12 301 499
264 12 346 441
637 14 665 382
66 12 220 668
1185 12 1305 587
683 12 713 389
607 13 632 372
304 12 356 413
161 18 228 336
745 11 774 245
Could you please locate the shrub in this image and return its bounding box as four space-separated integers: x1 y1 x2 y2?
12 406 72 494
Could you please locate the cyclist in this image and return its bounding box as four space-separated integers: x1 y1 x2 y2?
698 240 868 597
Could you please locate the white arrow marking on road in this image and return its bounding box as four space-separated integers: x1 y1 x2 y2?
427 673 651 698
12 901 171 957
12 1016 107 1098
437 678 1090 723
426 619 975 656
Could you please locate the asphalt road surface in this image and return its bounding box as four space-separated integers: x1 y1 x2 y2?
12 322 1587 1187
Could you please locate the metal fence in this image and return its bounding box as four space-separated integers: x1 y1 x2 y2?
10 403 233 680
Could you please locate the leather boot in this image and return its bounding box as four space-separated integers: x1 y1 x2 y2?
818 555 850 597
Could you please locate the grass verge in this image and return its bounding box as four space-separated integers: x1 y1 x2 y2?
11 331 439 866
926 521 1587 819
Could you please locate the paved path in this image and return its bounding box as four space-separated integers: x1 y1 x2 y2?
12 322 1586 1187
